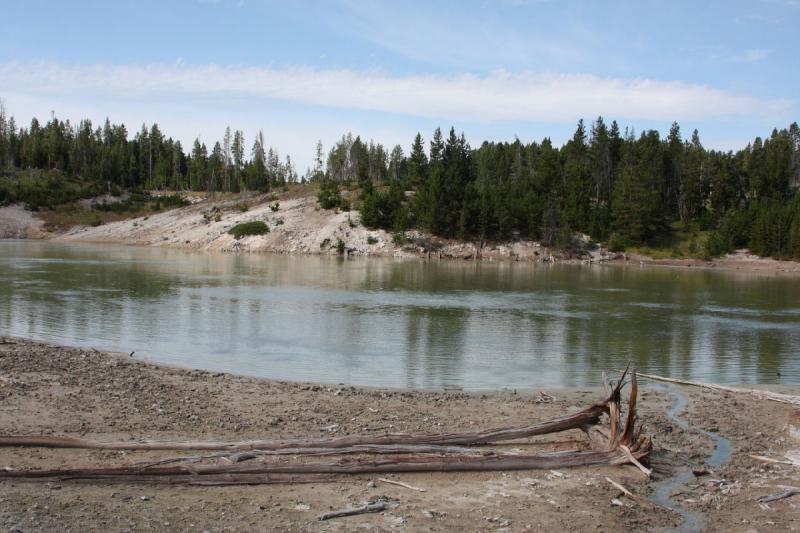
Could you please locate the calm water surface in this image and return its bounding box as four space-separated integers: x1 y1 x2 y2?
1 240 798 389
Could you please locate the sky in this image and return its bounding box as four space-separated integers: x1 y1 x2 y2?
0 0 797 172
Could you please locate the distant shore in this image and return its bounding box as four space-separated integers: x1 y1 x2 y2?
2 189 800 274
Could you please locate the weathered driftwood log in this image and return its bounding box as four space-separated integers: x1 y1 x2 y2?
0 409 607 451
0 445 650 483
635 372 800 406
0 369 651 485
0 376 628 452
139 444 488 468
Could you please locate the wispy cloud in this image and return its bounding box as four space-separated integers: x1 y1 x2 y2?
731 48 771 63
319 0 588 70
0 61 791 123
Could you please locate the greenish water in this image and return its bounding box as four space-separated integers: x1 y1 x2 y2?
1 240 798 389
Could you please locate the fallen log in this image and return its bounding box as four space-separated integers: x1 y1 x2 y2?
0 445 650 483
138 444 487 468
0 409 606 451
635 372 800 406
0 376 627 452
0 369 652 486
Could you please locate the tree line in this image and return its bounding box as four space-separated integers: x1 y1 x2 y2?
324 120 800 260
0 102 297 199
1 99 799 259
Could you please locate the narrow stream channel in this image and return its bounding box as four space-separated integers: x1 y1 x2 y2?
648 383 732 532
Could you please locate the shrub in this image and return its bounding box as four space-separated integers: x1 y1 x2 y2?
336 238 346 254
392 232 409 245
317 180 344 210
607 233 626 252
157 194 190 209
367 236 378 245
229 221 269 239
270 202 280 212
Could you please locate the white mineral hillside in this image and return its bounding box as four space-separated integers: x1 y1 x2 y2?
0 204 46 239
55 193 405 256
52 190 555 261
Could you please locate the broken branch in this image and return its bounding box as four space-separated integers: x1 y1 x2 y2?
318 502 387 520
378 477 426 492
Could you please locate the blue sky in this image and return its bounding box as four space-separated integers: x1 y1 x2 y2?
0 0 797 171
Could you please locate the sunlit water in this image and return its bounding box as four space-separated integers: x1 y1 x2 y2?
1 240 798 390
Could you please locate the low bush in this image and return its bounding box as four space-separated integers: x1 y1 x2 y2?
229 221 269 239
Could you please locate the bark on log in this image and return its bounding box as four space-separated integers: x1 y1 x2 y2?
140 444 489 468
0 395 618 452
0 369 651 486
0 446 650 483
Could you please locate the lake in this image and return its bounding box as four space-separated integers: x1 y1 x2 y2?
1 240 798 389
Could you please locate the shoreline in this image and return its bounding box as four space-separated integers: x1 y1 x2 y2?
5 334 798 395
3 191 800 275
1 338 799 531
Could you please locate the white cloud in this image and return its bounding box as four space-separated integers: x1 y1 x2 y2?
731 48 771 63
0 61 791 124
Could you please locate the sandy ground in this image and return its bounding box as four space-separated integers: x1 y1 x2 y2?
0 205 46 239
624 250 800 274
1 338 799 531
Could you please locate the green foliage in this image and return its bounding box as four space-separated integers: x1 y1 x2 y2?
607 233 627 252
94 200 137 213
703 192 800 260
367 235 378 245
157 194 190 209
392 232 409 245
0 170 102 210
228 221 269 239
335 238 345 254
2 101 799 263
360 179 406 230
317 180 345 210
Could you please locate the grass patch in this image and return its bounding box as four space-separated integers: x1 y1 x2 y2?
229 221 269 239
625 222 710 259
38 206 151 231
